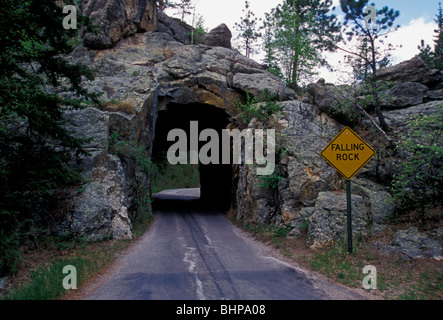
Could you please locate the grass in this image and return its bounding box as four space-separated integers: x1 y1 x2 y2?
2 207 154 300
230 213 443 300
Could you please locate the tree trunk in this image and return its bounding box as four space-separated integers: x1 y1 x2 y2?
369 37 390 132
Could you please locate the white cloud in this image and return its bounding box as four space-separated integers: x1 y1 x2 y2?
316 16 436 84
387 17 436 64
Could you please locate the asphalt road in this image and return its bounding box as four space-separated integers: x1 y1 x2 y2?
84 189 366 300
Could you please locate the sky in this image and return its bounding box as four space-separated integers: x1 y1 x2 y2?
166 1 441 84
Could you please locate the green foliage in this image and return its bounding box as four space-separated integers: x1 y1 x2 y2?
0 0 97 276
110 134 153 177
390 107 443 218
235 1 261 58
339 0 400 132
418 3 443 70
418 40 435 69
262 0 341 87
257 172 283 189
3 244 120 300
150 157 200 194
234 89 282 127
191 15 206 44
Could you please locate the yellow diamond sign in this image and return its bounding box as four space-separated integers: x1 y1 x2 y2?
321 127 376 180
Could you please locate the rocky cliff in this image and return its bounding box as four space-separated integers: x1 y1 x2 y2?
61 1 441 258
62 0 295 240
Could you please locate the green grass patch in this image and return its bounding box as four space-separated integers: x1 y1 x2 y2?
3 204 154 300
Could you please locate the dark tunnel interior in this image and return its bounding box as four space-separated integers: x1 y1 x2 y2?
151 102 233 211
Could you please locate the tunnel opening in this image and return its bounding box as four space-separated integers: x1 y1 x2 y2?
151 102 233 211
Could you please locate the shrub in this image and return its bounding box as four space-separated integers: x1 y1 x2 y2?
390 106 443 218
234 89 282 127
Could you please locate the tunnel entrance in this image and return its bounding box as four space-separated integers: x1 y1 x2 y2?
151 102 232 210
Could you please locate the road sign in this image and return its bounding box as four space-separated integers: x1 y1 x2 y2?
320 127 376 254
321 127 376 180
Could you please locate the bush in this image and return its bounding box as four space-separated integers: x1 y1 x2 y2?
234 89 282 127
390 107 443 218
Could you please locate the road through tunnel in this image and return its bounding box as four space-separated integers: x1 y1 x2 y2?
151 102 233 211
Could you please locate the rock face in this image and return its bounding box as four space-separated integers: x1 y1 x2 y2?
157 10 194 44
63 7 294 240
234 57 442 248
306 81 361 125
60 108 136 240
233 100 393 246
304 192 368 248
63 4 441 251
388 228 442 260
82 0 157 49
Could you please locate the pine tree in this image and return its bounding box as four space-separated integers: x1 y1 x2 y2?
433 2 443 70
262 13 283 79
0 0 97 275
339 0 400 132
418 39 435 67
263 0 341 88
235 1 261 58
418 3 443 70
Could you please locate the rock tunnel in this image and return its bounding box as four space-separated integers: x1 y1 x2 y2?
151 101 233 210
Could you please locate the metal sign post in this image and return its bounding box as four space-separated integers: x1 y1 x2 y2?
346 179 352 254
321 127 376 254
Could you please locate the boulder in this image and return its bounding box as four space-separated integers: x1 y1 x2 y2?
425 88 443 100
303 192 369 248
82 0 157 49
306 82 361 125
352 178 394 228
381 82 429 108
377 57 443 88
202 24 232 49
233 73 297 101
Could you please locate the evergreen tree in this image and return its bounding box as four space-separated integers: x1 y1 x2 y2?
339 0 400 132
263 0 341 88
418 39 435 68
235 1 261 58
0 0 97 275
434 3 443 70
419 3 443 70
262 13 283 79
191 14 207 44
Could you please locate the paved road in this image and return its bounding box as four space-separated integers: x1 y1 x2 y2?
84 189 365 300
